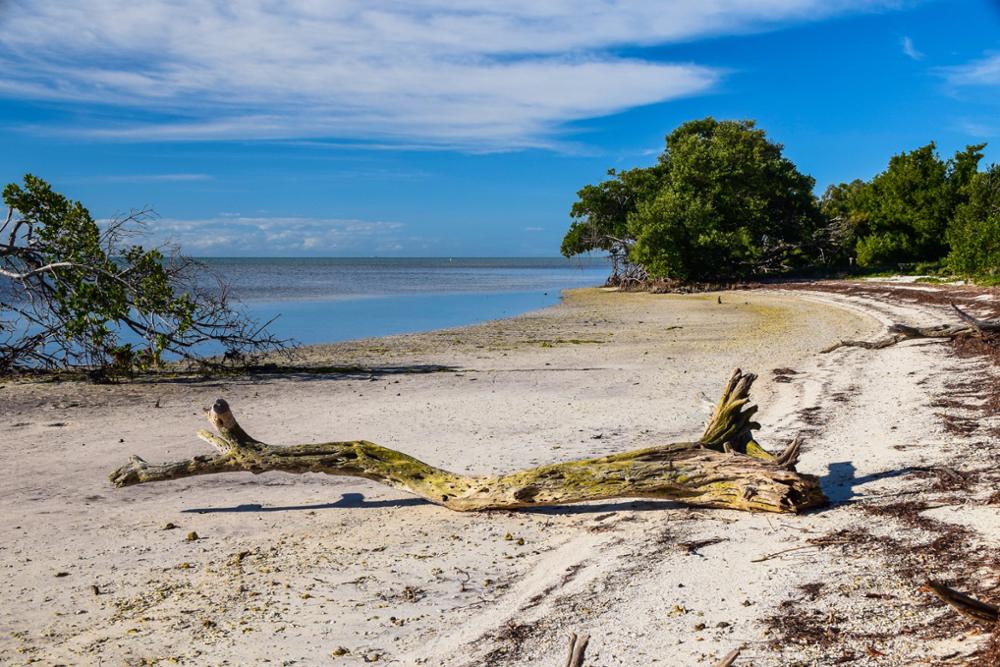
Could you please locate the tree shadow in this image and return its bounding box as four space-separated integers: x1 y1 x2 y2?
182 492 431 513
182 493 685 516
147 363 461 385
821 461 925 504
5 363 463 386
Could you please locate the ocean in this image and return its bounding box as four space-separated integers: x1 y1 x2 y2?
200 257 610 346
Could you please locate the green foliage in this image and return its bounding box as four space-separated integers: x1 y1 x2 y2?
818 179 869 264
3 176 190 361
561 166 663 257
820 179 869 224
848 143 985 268
564 116 998 284
947 165 1000 280
1 175 281 375
628 118 822 281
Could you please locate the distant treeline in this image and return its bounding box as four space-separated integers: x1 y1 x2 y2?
561 117 998 285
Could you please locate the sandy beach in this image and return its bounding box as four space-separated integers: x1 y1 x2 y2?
2 285 998 666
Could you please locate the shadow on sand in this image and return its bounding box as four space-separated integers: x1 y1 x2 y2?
183 492 431 513
149 363 462 386
183 492 685 515
821 461 924 504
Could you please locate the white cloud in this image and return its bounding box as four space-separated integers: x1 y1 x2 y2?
127 214 407 255
901 36 922 60
943 53 1000 87
0 0 901 148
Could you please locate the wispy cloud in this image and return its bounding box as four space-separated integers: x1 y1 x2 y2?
941 52 1000 87
901 36 923 60
953 118 1000 139
0 1 902 149
129 214 407 255
938 53 1000 86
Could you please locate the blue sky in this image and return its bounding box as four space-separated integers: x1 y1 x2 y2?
1 0 998 256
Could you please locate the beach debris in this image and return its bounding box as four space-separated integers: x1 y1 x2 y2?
109 369 827 514
772 367 799 383
185 531 199 542
564 632 590 667
680 537 726 557
823 303 1000 352
715 646 742 667
400 585 421 602
921 580 999 627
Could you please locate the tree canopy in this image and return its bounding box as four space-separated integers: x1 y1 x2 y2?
560 166 663 284
947 164 1000 281
632 118 823 281
561 166 663 256
844 142 985 268
563 117 997 285
1 175 283 376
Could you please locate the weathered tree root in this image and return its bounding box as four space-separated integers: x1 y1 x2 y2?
109 369 827 513
823 304 1000 353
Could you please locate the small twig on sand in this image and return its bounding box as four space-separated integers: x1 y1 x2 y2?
681 537 727 557
716 646 742 667
751 544 818 563
751 532 855 562
565 633 590 667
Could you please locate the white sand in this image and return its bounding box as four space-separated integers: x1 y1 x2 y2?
0 287 994 666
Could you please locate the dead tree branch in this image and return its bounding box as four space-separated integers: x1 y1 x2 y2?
110 369 827 514
822 304 1000 353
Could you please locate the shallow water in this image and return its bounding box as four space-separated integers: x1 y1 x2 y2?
202 257 609 345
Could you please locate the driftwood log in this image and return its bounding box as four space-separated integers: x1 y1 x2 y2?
823 304 1000 353
109 369 826 513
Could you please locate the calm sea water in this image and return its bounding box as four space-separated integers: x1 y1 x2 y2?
201 257 609 346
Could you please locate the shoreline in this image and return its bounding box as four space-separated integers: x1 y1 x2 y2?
2 285 997 665
198 256 611 350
